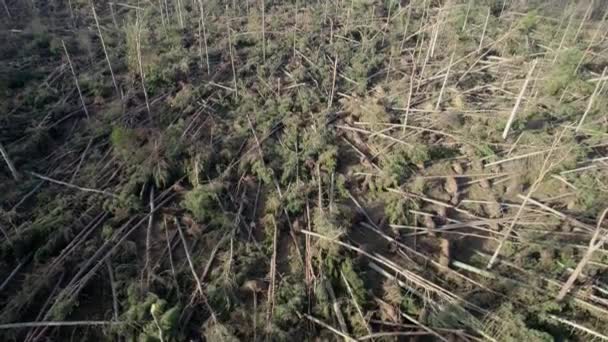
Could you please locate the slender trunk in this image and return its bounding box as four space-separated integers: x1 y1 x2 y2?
228 25 238 99
267 216 278 326
572 0 594 43
135 17 152 119
403 53 415 133
175 218 205 296
261 0 266 63
159 0 166 27
328 57 338 109
1 0 11 18
62 40 89 119
478 8 490 52
553 10 575 64
381 0 392 45
196 0 210 75
462 0 471 31
435 52 454 111
145 187 154 287
252 291 257 342
109 3 118 29
0 143 19 181
67 0 75 21
576 67 606 132
91 1 120 98
557 208 608 300
105 261 119 321
499 0 508 17
293 0 298 59
163 0 170 23
399 4 412 50
574 8 608 74
502 59 537 140
176 0 185 28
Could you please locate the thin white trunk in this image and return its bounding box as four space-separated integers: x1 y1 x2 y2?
62 40 90 118
1 0 10 18
576 67 606 132
135 17 152 119
91 1 121 98
176 0 185 28
435 53 454 111
399 4 412 50
552 10 575 64
159 0 166 27
462 0 471 31
197 0 210 74
175 218 205 296
0 143 19 181
572 0 594 43
478 8 490 52
328 57 338 109
228 26 238 99
403 55 415 133
557 210 608 301
502 59 537 140
574 7 608 74
261 0 266 63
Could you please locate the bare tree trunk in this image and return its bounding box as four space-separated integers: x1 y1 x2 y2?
62 40 90 119
176 0 185 28
478 8 490 52
1 0 11 18
557 208 608 300
196 0 210 75
0 142 20 180
91 0 121 98
227 25 238 99
502 59 537 140
328 57 338 109
576 67 606 132
135 16 152 119
261 0 266 63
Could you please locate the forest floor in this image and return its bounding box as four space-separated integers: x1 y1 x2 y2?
1 0 608 341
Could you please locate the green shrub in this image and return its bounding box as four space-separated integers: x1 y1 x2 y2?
273 277 306 327
313 210 347 256
384 191 418 225
204 323 239 342
110 126 143 162
182 183 224 222
543 48 583 95
378 147 413 188
571 170 608 216
483 303 553 341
